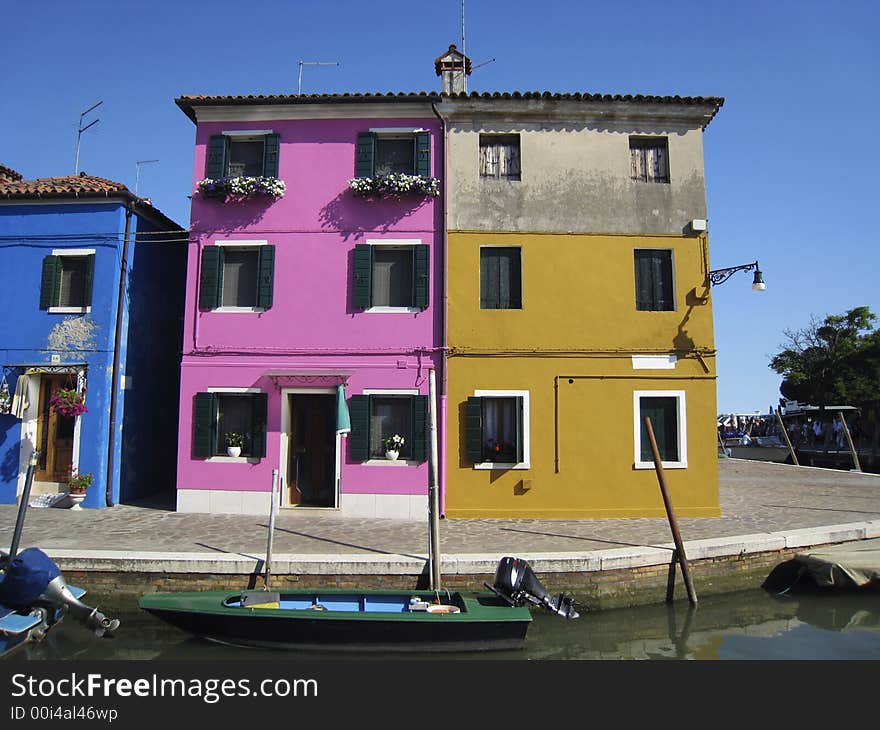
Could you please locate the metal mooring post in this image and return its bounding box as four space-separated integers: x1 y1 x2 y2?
644 417 698 606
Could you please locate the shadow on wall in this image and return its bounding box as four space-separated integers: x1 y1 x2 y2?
319 189 431 242
190 196 273 231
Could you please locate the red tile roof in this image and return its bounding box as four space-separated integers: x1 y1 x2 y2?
0 172 130 198
0 164 23 182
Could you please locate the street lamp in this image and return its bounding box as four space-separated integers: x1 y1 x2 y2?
709 260 766 291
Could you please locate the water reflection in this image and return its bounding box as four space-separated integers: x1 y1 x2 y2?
6 588 880 661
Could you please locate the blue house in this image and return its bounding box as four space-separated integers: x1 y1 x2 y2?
0 166 187 508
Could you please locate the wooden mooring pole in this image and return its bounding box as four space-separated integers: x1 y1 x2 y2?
644 417 698 606
775 409 800 466
838 410 862 472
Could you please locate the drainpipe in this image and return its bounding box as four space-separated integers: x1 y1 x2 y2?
431 100 448 516
106 204 133 506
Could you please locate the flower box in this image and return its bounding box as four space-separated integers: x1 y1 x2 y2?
197 176 286 202
348 174 440 199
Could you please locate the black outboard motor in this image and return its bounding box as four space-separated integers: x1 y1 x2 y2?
485 556 579 619
0 548 119 637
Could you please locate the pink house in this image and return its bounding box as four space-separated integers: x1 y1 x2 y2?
174 95 443 519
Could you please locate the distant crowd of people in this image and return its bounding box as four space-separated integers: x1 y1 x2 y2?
718 412 864 450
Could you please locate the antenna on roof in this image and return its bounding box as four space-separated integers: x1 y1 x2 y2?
135 159 159 196
461 0 467 93
74 101 102 175
297 60 340 95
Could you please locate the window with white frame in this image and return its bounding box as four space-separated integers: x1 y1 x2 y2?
480 134 521 180
193 390 268 458
353 242 430 311
465 390 530 468
356 130 431 178
348 390 428 463
39 250 95 311
206 131 280 179
630 137 669 183
634 390 687 469
199 242 275 310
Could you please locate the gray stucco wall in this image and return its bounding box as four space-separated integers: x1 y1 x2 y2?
440 99 716 235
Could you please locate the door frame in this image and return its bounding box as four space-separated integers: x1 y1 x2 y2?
279 387 340 509
17 367 85 497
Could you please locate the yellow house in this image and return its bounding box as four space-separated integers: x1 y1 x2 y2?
435 91 725 518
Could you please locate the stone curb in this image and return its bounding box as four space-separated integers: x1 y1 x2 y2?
44 520 880 576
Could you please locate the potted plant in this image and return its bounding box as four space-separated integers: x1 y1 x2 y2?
49 387 87 418
225 432 247 457
196 176 286 202
348 173 440 199
67 470 93 509
383 434 405 461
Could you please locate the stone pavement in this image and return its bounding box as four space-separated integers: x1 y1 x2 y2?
3 459 879 567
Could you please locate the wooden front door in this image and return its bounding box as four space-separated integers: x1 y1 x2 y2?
288 394 336 507
34 375 76 483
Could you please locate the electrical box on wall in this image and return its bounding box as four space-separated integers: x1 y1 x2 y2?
690 219 708 232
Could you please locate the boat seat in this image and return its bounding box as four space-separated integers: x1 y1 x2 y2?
0 608 43 636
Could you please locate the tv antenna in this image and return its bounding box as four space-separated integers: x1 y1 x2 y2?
74 101 102 174
460 1 494 92
135 159 159 196
297 60 340 95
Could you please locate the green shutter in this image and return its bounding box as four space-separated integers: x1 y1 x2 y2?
356 132 375 178
640 397 678 462
250 393 269 458
257 245 275 309
199 246 223 310
39 255 62 309
634 250 653 311
465 397 484 464
416 131 431 177
348 395 370 462
515 397 525 463
262 133 280 178
353 244 372 309
411 395 428 463
83 254 96 307
654 251 674 311
413 245 430 309
206 135 229 179
193 392 217 458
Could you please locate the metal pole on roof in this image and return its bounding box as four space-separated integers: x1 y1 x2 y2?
74 101 102 175
135 159 159 196
297 61 339 95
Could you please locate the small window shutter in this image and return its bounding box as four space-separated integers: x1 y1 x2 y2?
39 255 62 309
654 252 674 311
634 251 653 311
416 131 431 177
250 393 268 458
515 397 525 463
465 397 484 464
257 245 275 309
353 244 372 309
348 395 370 462
411 395 428 462
413 245 430 309
199 246 223 310
83 254 96 306
193 392 217 458
356 132 375 178
262 133 280 178
206 135 229 179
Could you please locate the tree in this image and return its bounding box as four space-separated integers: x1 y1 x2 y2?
770 306 877 409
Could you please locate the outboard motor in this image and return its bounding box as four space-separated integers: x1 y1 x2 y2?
485 556 579 619
0 548 119 637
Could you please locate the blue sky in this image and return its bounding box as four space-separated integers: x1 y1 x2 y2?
2 0 877 414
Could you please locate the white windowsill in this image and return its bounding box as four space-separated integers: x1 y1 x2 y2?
212 307 266 313
48 306 91 314
473 462 530 470
364 306 421 314
634 461 687 470
364 459 420 467
207 456 261 464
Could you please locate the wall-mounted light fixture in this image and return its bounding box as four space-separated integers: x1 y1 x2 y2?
709 260 766 291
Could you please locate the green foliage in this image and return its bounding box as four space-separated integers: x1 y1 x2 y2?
770 306 879 410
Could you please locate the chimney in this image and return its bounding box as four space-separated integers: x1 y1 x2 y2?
0 164 23 184
434 44 472 94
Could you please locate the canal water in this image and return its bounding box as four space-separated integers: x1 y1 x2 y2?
5 587 880 661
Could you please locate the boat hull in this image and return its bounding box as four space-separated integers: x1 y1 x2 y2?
139 589 532 652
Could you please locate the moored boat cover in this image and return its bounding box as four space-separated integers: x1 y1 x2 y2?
793 539 880 588
0 548 61 608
